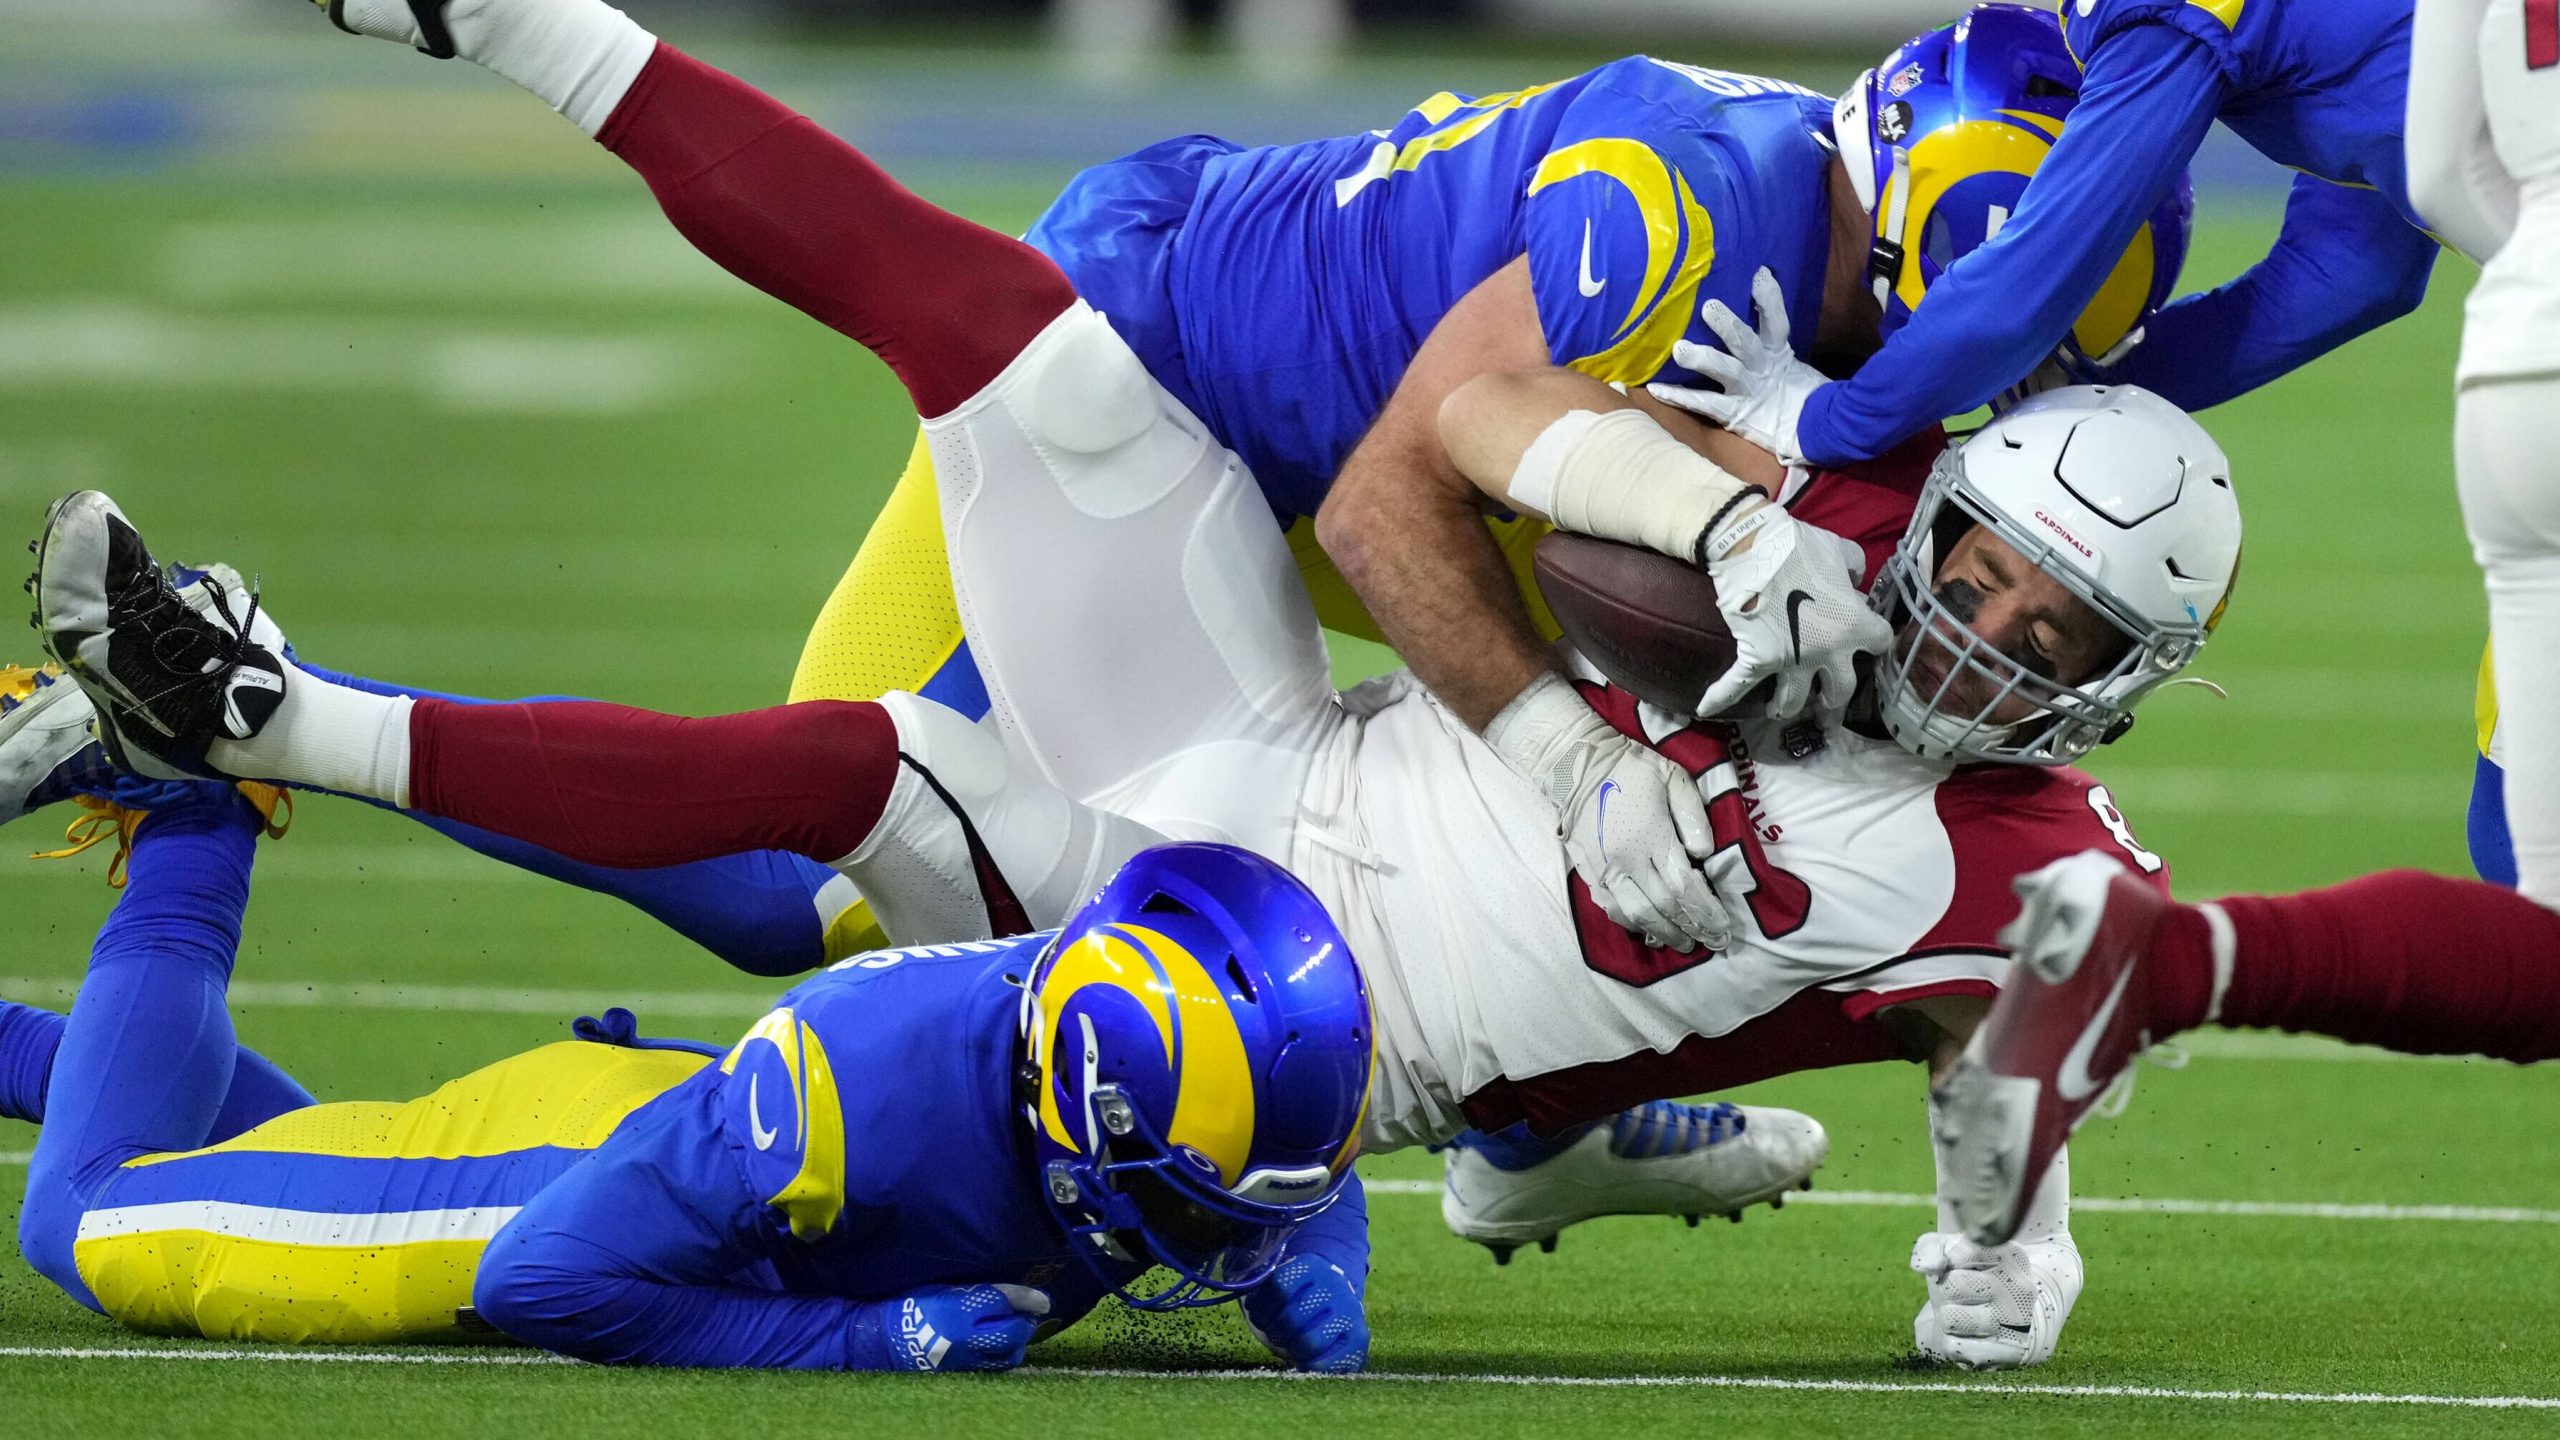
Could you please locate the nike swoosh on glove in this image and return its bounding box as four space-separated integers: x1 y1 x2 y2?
1487 675 1734 953
1242 1253 1371 1374
890 1283 1051 1372
1645 267 1826 468
1693 508 1891 723
1910 1229 2082 1370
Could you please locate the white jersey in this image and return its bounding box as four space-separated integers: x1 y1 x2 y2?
909 303 2162 1155
1294 672 2163 1151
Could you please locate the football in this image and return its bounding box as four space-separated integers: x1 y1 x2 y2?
1532 530 1739 717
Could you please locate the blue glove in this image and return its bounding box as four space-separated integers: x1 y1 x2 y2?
882 1284 1049 1373
1241 1253 1369 1374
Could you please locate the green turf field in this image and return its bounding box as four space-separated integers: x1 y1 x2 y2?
1 27 2554 1438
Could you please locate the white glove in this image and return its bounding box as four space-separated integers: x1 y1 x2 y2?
1910 1229 2083 1371
1693 504 1892 722
1647 267 1827 468
1487 675 1734 953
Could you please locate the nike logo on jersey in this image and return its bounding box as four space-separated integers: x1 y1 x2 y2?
748 1072 781 1150
2054 962 2137 1103
1784 590 1813 664
1578 220 1606 298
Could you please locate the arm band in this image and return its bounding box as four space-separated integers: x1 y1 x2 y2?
1508 408 1753 562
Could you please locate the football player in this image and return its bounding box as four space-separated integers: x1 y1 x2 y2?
284 0 2188 1247
280 0 1885 1236
1664 0 2436 469
301 0 2178 962
1928 0 2560 1250
0 760 1378 1370
26 308 2237 1391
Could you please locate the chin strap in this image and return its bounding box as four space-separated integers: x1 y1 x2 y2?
1868 144 1914 314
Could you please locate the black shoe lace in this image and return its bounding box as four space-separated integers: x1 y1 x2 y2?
117 562 265 722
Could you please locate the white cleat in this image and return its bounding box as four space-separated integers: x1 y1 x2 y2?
1441 1101 1829 1262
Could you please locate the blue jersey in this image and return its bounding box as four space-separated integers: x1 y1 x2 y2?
476 931 1369 1370
477 934 1117 1368
1797 0 2439 465
1027 57 1839 519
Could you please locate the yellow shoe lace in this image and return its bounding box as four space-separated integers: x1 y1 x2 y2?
31 783 294 888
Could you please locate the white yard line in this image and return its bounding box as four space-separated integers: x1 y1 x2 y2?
0 1345 2548 1408
0 976 774 1018
0 981 2475 1062
3 1156 2545 1225
1356 1180 2560 1224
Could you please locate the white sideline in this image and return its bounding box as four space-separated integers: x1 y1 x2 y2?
0 1346 2549 1408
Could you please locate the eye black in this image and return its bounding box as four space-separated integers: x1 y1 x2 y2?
1934 578 1985 625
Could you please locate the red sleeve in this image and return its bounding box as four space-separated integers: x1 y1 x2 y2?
1910 764 2170 959
1785 425 1943 584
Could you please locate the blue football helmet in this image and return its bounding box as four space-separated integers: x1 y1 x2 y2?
1833 3 2192 367
1017 843 1371 1310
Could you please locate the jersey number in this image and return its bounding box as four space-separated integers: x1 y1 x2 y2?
2533 0 2559 71
1573 725 1811 987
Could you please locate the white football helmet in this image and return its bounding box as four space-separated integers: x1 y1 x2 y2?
1870 385 2242 765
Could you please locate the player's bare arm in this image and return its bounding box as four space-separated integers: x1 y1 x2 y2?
1318 260 1743 952
1313 255 1552 734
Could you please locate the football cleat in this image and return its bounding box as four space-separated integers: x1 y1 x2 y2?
32 492 286 781
1934 851 2169 1246
1442 1101 1829 1260
0 664 115 823
0 660 290 885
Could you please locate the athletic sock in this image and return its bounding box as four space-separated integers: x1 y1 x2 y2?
207 663 413 806
2161 871 2560 1061
594 45 1077 417
334 0 655 135
405 697 901 869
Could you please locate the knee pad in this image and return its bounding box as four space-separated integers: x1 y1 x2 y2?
980 302 1214 520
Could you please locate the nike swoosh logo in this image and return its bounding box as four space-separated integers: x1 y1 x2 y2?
1578 220 1605 298
1783 590 1813 665
2055 962 2137 1104
748 1072 780 1151
1594 778 1618 861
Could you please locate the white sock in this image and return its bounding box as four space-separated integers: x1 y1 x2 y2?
337 0 657 137
208 664 414 807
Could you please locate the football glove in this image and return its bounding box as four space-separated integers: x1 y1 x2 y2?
1909 1229 2082 1371
1242 1253 1370 1374
1647 267 1826 468
885 1283 1050 1373
1487 674 1732 954
1694 505 1890 724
